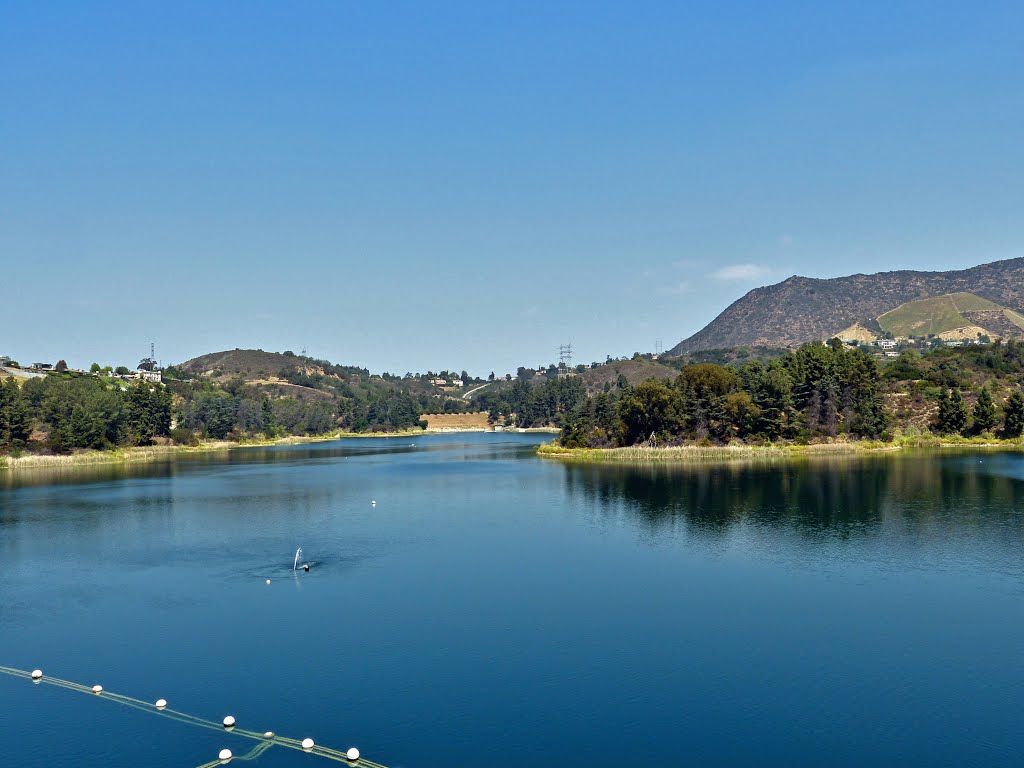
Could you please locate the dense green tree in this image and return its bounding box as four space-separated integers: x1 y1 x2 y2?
125 384 172 443
261 399 276 435
366 391 422 431
37 378 124 450
1003 389 1024 438
972 386 997 434
0 378 33 448
751 365 797 440
618 380 684 444
676 363 740 440
235 398 264 433
937 388 968 435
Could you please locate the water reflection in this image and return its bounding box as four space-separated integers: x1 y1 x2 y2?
562 451 1024 538
0 435 543 491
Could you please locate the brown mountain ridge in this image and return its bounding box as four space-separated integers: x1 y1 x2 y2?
669 257 1024 354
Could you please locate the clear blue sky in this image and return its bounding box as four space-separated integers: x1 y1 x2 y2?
2 1 1022 375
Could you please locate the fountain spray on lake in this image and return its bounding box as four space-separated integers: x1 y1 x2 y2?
293 547 303 572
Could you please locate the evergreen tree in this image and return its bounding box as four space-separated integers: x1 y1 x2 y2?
936 388 950 432
261 399 276 435
938 388 968 434
754 367 796 440
6 383 33 447
972 386 996 434
1003 389 1024 438
0 377 33 447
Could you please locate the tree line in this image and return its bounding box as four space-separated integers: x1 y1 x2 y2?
475 376 587 428
1 375 172 452
0 371 434 455
559 340 1024 449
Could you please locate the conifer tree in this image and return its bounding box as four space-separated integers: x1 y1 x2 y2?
947 388 968 434
972 386 996 434
935 388 950 433
1004 388 1024 438
937 388 968 434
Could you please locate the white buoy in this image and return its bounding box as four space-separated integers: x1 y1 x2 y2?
219 748 232 761
223 715 236 728
30 669 43 680
266 579 271 585
155 698 167 709
263 731 274 738
92 684 103 694
301 738 315 750
346 747 360 761
371 500 376 506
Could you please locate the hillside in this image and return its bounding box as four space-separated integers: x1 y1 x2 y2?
875 292 1024 340
669 257 1024 354
177 349 360 380
579 359 677 393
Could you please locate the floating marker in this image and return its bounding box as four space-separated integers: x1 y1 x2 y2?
0 666 388 765
266 579 271 585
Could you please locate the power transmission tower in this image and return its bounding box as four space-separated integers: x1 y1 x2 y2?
559 344 573 369
655 339 663 357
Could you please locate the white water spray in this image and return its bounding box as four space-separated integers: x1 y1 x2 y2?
293 547 303 572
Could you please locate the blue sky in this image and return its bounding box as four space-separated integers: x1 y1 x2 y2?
2 1 1022 375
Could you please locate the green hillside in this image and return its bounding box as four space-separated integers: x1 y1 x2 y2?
878 292 1005 337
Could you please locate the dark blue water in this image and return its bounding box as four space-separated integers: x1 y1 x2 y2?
2 434 1023 767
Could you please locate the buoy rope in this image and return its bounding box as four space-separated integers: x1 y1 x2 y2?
0 665 389 767
194 741 276 767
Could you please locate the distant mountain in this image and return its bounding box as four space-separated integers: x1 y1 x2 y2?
669 257 1024 354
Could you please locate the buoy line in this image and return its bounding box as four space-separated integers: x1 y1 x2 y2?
0 665 389 768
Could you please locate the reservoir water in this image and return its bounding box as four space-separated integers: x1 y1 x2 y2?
2 434 1023 767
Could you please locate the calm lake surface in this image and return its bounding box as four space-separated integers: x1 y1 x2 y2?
2 434 1023 767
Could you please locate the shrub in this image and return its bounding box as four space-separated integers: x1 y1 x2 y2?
170 427 199 446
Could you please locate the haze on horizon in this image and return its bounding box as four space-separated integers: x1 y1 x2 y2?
2 1 1022 375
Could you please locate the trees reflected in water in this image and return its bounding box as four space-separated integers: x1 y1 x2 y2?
562 452 1024 538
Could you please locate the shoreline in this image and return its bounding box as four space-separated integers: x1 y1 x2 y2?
537 437 1024 464
0 427 559 471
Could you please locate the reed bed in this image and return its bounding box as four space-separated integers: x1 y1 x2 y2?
538 436 1024 464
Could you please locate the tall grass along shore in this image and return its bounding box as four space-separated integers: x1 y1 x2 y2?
538 434 1024 464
